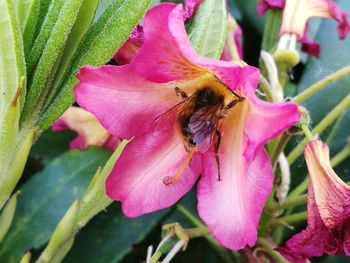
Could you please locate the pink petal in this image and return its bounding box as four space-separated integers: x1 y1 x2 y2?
183 0 203 21
52 107 118 150
74 65 181 139
305 140 350 229
299 26 320 57
197 102 273 250
132 3 207 83
257 0 284 16
113 25 144 65
106 124 201 217
276 185 338 262
281 0 350 39
243 96 300 159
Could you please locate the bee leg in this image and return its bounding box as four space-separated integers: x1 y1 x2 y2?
175 87 188 99
214 130 222 181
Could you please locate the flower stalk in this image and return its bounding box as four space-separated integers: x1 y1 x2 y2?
257 238 289 263
288 94 350 165
293 65 350 103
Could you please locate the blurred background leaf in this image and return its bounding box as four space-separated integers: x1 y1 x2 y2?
0 148 110 263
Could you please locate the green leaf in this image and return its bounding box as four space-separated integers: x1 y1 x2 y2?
42 0 100 112
29 129 75 165
63 203 169 263
188 0 227 59
0 0 26 121
25 0 65 75
13 0 33 30
22 0 52 57
22 0 84 124
0 148 110 263
39 0 152 130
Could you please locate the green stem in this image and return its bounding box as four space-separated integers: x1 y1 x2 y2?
300 124 313 142
270 132 291 168
261 10 282 52
149 250 163 263
293 65 350 103
259 74 274 102
257 238 289 263
288 178 308 198
269 194 307 211
287 94 350 165
272 211 307 226
185 227 211 238
176 205 233 263
331 144 350 167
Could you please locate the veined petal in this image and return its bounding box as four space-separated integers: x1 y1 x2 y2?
276 185 339 262
281 0 350 38
305 140 350 229
113 25 144 65
243 96 300 159
52 106 118 150
106 124 201 218
197 102 273 250
133 3 207 83
74 65 182 139
277 140 350 261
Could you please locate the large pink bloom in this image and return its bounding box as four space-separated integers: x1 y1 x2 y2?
277 140 350 262
257 0 350 57
74 3 300 250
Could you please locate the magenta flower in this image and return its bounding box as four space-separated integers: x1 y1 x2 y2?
52 107 119 151
257 0 350 57
74 3 300 250
277 140 350 262
113 0 202 65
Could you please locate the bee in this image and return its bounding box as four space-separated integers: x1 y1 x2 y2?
155 84 243 184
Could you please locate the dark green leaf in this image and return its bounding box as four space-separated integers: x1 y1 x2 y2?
0 148 110 263
63 203 168 263
30 129 75 165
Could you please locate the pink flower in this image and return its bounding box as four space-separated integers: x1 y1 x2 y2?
74 3 300 250
113 0 203 65
258 0 350 57
277 140 350 262
52 107 119 151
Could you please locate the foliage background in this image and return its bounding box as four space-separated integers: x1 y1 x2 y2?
0 0 349 262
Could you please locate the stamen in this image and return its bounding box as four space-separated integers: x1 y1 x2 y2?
163 148 196 186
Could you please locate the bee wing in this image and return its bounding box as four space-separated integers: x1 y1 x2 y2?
188 104 223 152
152 94 196 131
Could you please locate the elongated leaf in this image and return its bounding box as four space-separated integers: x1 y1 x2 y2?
14 0 33 30
188 0 227 59
22 0 52 56
0 0 26 121
42 0 100 111
0 148 110 263
39 0 152 130
63 203 169 263
22 0 85 124
25 0 65 75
